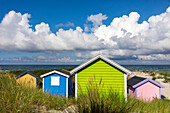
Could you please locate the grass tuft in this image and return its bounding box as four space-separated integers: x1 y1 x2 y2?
0 71 170 112
0 73 75 112
77 77 137 113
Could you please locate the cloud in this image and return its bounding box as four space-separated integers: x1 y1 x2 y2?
92 8 170 60
0 55 85 63
138 54 170 60
57 56 74 62
86 13 108 31
87 13 108 26
0 7 170 62
55 21 74 28
0 11 104 52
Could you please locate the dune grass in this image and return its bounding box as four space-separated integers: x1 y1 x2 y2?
76 78 136 113
0 72 170 112
142 71 170 83
0 73 75 112
76 77 170 113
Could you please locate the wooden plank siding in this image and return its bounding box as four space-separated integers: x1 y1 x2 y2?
16 73 37 87
77 59 124 96
43 73 67 96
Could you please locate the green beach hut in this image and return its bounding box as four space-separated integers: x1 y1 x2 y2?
70 55 131 99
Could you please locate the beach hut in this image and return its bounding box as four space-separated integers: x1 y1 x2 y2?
70 55 131 99
127 76 165 101
40 70 73 97
15 71 38 87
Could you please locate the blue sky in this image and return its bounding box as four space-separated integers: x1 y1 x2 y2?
0 0 170 64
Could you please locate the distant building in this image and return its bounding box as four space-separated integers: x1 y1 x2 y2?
15 71 38 87
127 76 165 101
40 70 73 97
70 55 131 99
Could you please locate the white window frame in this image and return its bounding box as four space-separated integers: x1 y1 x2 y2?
51 76 60 86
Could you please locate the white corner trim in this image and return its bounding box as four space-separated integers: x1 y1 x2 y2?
40 70 70 78
43 78 44 93
66 78 68 98
124 74 127 100
75 73 77 100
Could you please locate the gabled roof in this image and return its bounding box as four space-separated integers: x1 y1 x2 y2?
15 71 38 79
70 55 131 75
128 76 165 88
59 69 71 76
40 70 70 78
127 76 146 87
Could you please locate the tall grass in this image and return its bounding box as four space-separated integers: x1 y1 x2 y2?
0 73 75 112
76 77 170 113
132 98 170 113
76 77 136 113
0 72 170 112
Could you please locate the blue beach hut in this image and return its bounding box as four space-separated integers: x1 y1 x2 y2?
40 70 73 97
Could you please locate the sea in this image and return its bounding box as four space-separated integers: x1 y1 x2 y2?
0 65 170 73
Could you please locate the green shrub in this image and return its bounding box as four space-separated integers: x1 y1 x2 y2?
152 77 156 80
150 72 156 77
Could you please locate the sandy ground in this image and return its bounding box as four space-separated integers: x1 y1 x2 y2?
130 72 170 100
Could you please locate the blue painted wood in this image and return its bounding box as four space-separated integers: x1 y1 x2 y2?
44 73 67 96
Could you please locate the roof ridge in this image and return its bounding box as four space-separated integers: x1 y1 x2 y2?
40 70 70 78
133 78 165 88
15 71 38 79
133 75 146 79
128 75 164 88
70 55 131 75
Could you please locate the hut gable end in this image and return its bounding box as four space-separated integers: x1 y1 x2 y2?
15 71 38 87
40 70 73 97
72 55 131 99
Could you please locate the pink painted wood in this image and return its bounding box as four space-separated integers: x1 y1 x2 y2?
128 87 135 98
137 81 159 101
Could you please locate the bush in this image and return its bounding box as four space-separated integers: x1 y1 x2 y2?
152 77 156 80
150 72 156 77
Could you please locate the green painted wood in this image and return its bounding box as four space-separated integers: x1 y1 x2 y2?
77 59 125 96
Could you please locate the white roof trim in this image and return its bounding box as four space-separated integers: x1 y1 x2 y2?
70 55 131 75
40 70 70 78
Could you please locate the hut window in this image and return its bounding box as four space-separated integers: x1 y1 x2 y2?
51 77 60 86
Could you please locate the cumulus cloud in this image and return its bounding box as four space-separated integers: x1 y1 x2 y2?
87 13 108 26
0 7 170 62
76 7 170 61
0 11 104 52
85 13 108 32
91 7 170 60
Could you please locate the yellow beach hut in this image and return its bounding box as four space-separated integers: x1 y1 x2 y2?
15 71 38 87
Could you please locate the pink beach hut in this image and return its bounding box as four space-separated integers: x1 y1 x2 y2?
127 76 165 101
